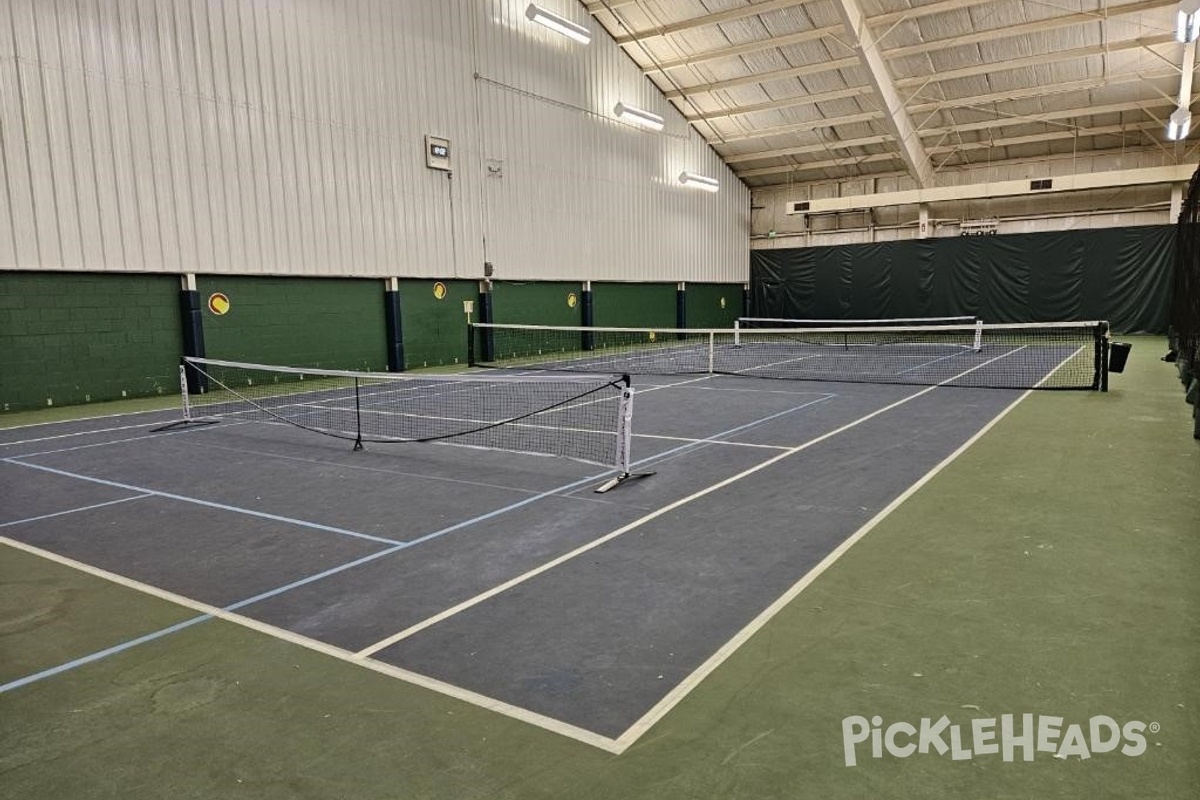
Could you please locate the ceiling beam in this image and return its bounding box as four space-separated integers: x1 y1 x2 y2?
736 153 896 178
716 97 1173 147
612 0 809 46
687 77 1119 125
584 0 637 11
662 56 860 100
721 108 1169 165
830 0 933 185
742 147 1174 183
714 110 883 143
731 120 1165 178
660 30 1173 102
893 34 1175 89
883 0 1175 61
646 26 841 74
685 86 876 123
774 164 1195 208
724 133 894 164
643 0 1172 76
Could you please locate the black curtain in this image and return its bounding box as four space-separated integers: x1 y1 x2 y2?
750 225 1174 333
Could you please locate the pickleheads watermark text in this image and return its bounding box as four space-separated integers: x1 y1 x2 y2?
842 714 1157 766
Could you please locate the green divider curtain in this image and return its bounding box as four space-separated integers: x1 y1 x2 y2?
750 226 1173 333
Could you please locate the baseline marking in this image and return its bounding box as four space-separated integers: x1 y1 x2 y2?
0 536 623 752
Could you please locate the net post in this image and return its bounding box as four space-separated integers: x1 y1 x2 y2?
973 319 984 352
179 362 192 423
595 374 654 493
708 332 715 374
467 322 476 367
617 380 634 476
733 319 741 347
352 377 365 451
1097 322 1110 392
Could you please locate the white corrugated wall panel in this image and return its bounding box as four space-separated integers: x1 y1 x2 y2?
1 0 747 281
473 0 748 281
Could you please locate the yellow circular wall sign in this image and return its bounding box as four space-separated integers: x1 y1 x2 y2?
433 282 448 300
208 293 230 315
567 292 578 308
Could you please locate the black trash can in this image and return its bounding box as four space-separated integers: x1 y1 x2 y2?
1109 341 1132 373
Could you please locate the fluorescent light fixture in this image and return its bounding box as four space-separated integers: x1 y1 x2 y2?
525 3 591 44
1178 2 1200 42
614 102 664 131
1168 106 1192 140
679 171 719 192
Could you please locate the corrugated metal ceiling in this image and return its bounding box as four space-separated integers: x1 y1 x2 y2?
584 0 1198 187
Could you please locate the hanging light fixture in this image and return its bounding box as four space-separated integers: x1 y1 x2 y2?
1177 1 1200 43
613 102 664 131
1168 106 1192 140
525 3 591 44
679 171 720 192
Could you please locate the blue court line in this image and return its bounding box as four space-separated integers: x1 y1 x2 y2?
1 494 153 528
0 614 212 693
0 391 839 694
1 458 404 546
0 467 614 694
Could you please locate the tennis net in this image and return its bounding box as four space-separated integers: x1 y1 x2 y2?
471 321 1110 390
166 357 636 477
738 315 979 329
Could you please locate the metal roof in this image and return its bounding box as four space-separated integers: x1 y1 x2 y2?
585 0 1199 188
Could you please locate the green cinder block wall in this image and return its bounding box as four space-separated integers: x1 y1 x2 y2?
0 272 182 412
198 276 387 370
686 283 743 328
491 282 583 326
591 282 677 328
397 279 477 368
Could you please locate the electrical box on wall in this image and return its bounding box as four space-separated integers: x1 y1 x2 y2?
426 135 451 171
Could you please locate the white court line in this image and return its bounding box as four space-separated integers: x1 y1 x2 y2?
633 433 789 451
605 343 1088 751
5 418 249 460
610 386 1035 751
0 536 624 753
1 458 404 546
0 420 174 447
353 350 1022 660
0 404 178 432
0 347 1047 754
0 494 154 528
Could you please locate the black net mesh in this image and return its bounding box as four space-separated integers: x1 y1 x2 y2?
472 322 1109 391
182 358 630 468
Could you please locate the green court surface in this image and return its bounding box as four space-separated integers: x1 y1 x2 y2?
1 336 1197 799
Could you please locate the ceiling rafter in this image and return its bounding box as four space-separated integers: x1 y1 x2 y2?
724 133 894 164
662 56 860 100
686 75 1140 124
732 121 1164 178
830 0 933 185
646 26 841 74
720 102 1171 165
715 97 1175 148
688 85 876 123
641 0 1173 77
892 34 1176 89
611 0 813 46
663 31 1174 102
